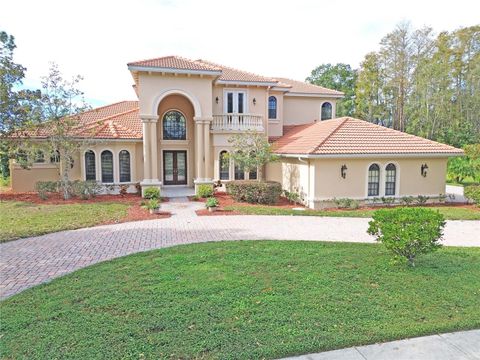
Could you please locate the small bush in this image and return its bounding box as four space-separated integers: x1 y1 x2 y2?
416 195 429 205
119 185 128 197
283 190 300 204
367 207 445 266
333 198 359 209
197 184 214 198
464 185 480 206
35 181 59 200
401 196 414 206
437 193 447 203
145 198 159 210
381 196 395 206
226 181 282 205
205 197 219 208
72 180 102 200
144 187 160 200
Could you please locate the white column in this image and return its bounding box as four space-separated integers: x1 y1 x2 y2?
203 119 212 180
195 120 204 180
150 120 159 181
142 120 151 181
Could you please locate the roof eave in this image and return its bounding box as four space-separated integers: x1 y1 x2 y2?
275 152 464 159
128 65 222 77
215 79 279 87
284 92 344 98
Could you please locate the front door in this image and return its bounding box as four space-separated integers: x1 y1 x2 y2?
163 150 187 185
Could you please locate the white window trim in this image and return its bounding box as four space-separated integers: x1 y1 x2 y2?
223 88 248 114
268 95 278 121
365 161 401 198
118 149 132 184
383 161 400 197
218 149 230 181
100 148 116 184
320 101 333 120
83 149 98 182
161 109 189 141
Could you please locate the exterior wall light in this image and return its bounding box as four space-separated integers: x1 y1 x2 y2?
421 163 428 177
215 96 219 104
253 98 257 106
341 164 347 179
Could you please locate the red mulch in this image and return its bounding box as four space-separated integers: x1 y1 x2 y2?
194 192 478 216
0 192 172 222
195 192 304 216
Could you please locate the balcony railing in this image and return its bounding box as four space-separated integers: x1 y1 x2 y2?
211 114 264 132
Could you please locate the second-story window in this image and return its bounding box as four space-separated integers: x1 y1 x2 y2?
225 90 246 114
268 96 277 119
321 102 332 120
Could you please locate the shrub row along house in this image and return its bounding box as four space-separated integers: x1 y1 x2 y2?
10 56 463 209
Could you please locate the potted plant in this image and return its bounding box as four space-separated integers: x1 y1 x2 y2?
205 197 219 212
145 198 161 214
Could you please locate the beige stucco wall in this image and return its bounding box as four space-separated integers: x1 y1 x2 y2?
266 156 448 209
283 97 337 125
266 90 284 137
10 141 142 192
138 73 213 118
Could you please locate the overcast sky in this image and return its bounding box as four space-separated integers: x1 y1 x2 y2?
2 0 478 106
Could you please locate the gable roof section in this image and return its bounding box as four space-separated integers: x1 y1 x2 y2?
127 55 342 95
23 101 142 140
273 117 463 157
274 77 343 97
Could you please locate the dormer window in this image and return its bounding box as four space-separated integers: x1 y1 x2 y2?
268 96 277 119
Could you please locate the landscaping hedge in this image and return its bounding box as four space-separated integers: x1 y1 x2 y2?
226 180 282 205
464 185 480 206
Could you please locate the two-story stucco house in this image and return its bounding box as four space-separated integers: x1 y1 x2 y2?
10 56 463 209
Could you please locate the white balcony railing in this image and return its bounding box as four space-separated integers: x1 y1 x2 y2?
211 114 264 132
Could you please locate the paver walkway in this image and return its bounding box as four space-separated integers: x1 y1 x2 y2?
281 329 480 360
1 199 479 299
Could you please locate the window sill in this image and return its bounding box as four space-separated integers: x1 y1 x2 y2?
268 119 280 123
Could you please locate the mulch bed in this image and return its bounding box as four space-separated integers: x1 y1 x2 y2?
0 192 172 222
195 192 303 216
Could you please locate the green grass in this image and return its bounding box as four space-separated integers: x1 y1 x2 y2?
225 205 480 220
1 241 479 359
0 201 129 242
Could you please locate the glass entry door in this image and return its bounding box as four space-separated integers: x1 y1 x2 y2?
163 150 187 185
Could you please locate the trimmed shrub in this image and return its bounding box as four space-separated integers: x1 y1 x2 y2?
333 198 359 209
226 181 282 205
205 197 219 208
35 181 59 200
367 207 445 266
464 185 480 206
401 196 414 206
144 187 160 200
197 184 214 198
72 180 102 200
416 195 429 205
145 198 159 210
283 189 300 204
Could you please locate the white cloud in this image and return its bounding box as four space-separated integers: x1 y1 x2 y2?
2 0 478 106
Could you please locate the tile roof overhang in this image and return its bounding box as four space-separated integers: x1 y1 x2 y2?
272 117 464 158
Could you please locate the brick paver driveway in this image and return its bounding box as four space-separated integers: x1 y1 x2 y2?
1 199 479 299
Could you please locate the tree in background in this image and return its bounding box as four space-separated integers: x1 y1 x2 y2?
0 30 41 178
306 63 357 116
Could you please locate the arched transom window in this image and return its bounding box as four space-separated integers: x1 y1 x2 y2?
101 150 114 183
219 151 229 180
368 163 380 196
321 102 332 120
385 163 396 196
268 96 277 119
163 110 186 140
85 150 96 181
119 150 131 182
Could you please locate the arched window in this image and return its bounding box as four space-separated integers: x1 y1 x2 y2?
268 96 277 119
85 150 96 181
385 163 397 196
101 150 114 183
163 110 186 140
119 150 131 182
321 102 332 120
368 164 380 196
219 151 229 180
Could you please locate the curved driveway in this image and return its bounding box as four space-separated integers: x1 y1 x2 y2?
1 200 479 299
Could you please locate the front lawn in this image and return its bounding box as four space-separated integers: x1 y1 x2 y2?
1 241 479 359
0 201 129 242
224 204 480 220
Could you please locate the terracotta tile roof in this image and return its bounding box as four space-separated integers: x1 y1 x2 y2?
127 56 341 93
273 117 463 156
21 101 143 140
127 56 221 72
196 59 277 83
274 77 344 96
